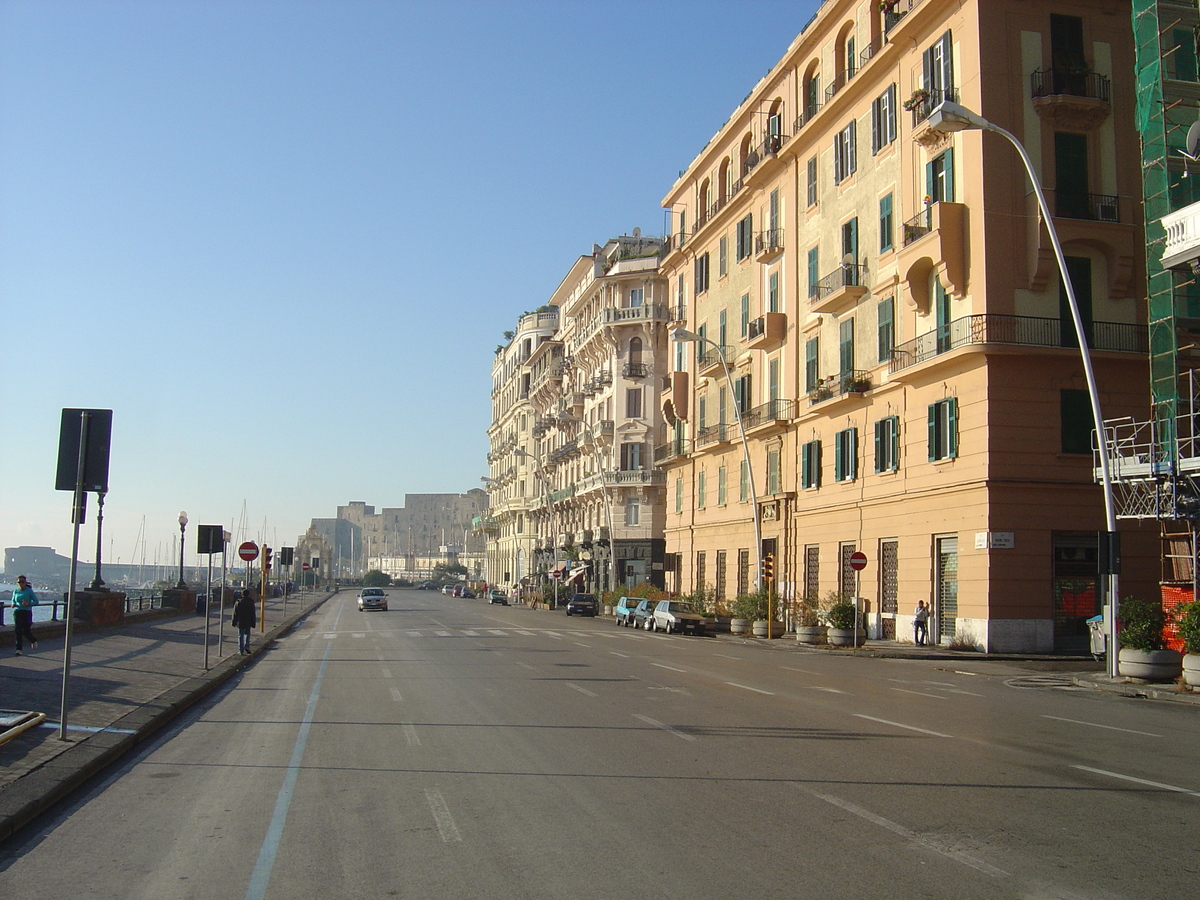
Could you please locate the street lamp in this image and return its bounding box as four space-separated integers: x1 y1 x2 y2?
557 413 616 594
925 100 1119 675
515 446 563 607
176 511 189 589
670 327 762 594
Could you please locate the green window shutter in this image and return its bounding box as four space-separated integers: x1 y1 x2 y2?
943 147 954 203
928 404 938 461
947 398 958 459
835 431 844 482
874 420 884 473
1060 389 1092 454
880 193 893 252
849 428 858 480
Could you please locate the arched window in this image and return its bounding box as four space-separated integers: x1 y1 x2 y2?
629 336 643 364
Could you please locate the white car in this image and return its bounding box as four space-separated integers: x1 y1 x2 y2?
650 600 706 634
358 588 388 611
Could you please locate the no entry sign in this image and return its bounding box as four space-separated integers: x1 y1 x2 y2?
849 551 868 571
238 541 259 562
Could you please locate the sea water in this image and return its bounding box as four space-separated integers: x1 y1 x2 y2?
0 583 60 623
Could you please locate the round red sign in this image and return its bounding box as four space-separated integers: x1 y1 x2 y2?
301 562 311 571
238 541 259 562
849 551 868 571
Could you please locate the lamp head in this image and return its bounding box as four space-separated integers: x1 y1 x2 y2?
671 326 702 343
179 511 188 528
925 100 989 134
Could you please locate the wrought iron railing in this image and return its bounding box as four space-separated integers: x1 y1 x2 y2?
755 229 784 256
1055 191 1119 223
696 424 731 448
902 206 934 246
654 439 691 465
813 263 868 299
794 100 822 133
1030 67 1111 102
742 398 796 429
909 86 959 126
623 362 652 378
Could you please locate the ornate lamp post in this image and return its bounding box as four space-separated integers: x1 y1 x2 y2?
176 511 189 589
89 490 107 590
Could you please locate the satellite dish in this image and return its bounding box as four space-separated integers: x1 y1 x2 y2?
842 252 856 266
632 227 642 238
1184 120 1200 161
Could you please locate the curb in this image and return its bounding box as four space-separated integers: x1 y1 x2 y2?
0 592 335 844
1069 674 1200 705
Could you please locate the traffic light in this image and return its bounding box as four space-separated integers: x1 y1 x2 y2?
279 546 294 567
263 546 273 572
761 554 774 582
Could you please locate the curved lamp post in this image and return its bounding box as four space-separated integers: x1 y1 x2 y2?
557 413 616 594
670 327 762 592
515 447 562 607
925 100 1119 675
176 511 189 589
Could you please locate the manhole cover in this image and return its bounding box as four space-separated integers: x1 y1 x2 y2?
1004 675 1085 691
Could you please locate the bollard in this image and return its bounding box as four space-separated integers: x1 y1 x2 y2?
0 601 5 627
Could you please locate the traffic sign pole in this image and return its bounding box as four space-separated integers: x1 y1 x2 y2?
849 551 868 649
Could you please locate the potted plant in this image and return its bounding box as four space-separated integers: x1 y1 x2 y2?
903 88 929 112
1176 600 1200 688
825 592 864 647
794 595 826 644
1117 597 1182 682
731 591 766 635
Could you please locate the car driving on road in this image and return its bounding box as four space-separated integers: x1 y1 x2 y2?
565 593 598 616
488 588 508 605
357 588 388 611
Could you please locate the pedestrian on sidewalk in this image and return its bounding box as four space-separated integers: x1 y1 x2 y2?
11 575 39 656
231 589 256 654
913 600 929 646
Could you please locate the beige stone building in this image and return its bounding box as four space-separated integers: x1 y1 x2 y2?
657 0 1158 651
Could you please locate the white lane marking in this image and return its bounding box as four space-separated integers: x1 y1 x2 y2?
634 713 696 742
403 723 420 746
565 682 597 697
714 654 743 660
543 631 563 639
810 791 1008 878
726 681 774 696
323 633 336 640
853 714 952 738
517 662 535 671
892 688 950 700
573 642 592 648
352 633 365 639
804 686 848 694
379 667 392 680
488 629 508 635
516 630 535 636
1044 716 1162 738
389 686 403 703
940 688 986 697
781 666 821 675
425 788 462 842
407 631 421 637
610 651 630 658
434 630 451 637
652 662 688 673
39 722 136 735
1072 765 1200 797
461 630 479 636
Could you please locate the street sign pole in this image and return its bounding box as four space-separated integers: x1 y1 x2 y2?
849 551 868 650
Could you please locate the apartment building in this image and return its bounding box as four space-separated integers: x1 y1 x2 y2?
484 306 561 590
520 234 671 594
658 0 1158 652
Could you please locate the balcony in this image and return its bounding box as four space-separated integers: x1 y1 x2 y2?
882 0 924 35
623 361 652 378
908 86 959 129
698 344 737 377
810 264 869 315
807 370 872 407
597 419 614 439
742 398 795 433
1056 191 1119 224
743 132 789 188
696 423 732 449
1163 200 1200 271
755 228 784 263
747 312 786 351
824 67 855 103
793 100 822 134
1030 67 1112 131
654 438 691 466
888 313 1148 376
602 304 670 328
897 201 967 310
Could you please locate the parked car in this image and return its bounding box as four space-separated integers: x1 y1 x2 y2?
650 599 706 634
460 587 476 599
630 599 658 630
614 596 640 627
565 593 598 617
489 589 508 605
441 584 457 595
417 581 437 591
357 587 388 612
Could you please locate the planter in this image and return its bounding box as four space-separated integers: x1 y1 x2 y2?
794 625 827 645
1118 648 1183 682
827 627 866 647
1183 653 1200 688
730 618 751 635
751 620 784 638
603 605 613 617
711 616 731 634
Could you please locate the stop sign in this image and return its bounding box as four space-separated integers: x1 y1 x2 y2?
238 541 259 562
849 551 868 571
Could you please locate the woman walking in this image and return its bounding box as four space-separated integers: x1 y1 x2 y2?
11 575 39 656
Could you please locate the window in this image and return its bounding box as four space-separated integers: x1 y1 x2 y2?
1055 132 1089 219
629 287 644 307
717 465 727 506
768 272 780 313
718 308 728 348
806 156 818 206
805 336 819 392
734 373 752 414
625 388 643 419
740 293 750 337
768 358 779 403
839 317 855 380
877 296 894 363
834 120 857 184
801 440 822 489
807 246 820 299
695 550 706 592
626 498 640 527
871 84 897 153
1060 256 1094 348
676 274 685 309
715 549 727 601
737 548 750 597
675 476 683 513
874 416 900 472
923 30 953 96
674 338 685 372
842 217 859 278
678 210 687 244
694 253 710 294
620 441 643 471
879 193 894 253
719 236 728 276
736 214 754 260
697 471 707 509
740 459 749 502
767 448 781 494
1061 389 1093 454
928 397 958 461
835 428 858 482
927 148 954 203
698 395 707 430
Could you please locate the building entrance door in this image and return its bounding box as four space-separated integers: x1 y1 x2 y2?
935 536 958 642
1052 532 1098 653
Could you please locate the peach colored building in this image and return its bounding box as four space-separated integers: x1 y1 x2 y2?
657 0 1157 652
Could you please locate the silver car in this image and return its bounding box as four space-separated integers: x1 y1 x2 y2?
357 588 388 611
650 599 706 634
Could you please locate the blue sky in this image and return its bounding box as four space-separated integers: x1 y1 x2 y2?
0 0 818 571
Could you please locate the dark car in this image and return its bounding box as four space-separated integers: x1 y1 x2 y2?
417 581 437 591
614 596 640 627
565 593 598 617
630 599 658 630
488 588 509 605
460 587 476 599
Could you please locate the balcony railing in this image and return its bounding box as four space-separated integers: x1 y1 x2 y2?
654 438 691 465
824 67 855 103
623 361 652 378
859 36 883 67
908 86 959 126
814 263 867 299
755 228 784 257
698 344 736 372
742 398 796 430
807 371 871 406
598 419 614 438
1030 67 1111 103
888 313 1149 374
696 424 731 448
902 206 934 246
1056 192 1119 223
794 100 822 133
669 304 687 322
603 304 670 326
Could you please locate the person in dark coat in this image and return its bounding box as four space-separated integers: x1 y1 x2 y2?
232 589 257 654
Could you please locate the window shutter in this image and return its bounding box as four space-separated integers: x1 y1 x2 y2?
947 398 958 459
848 120 857 175
849 428 858 480
944 147 955 202
874 421 884 473
835 431 844 482
928 404 938 461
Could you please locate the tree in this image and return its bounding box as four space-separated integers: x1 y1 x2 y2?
433 562 468 580
362 569 392 587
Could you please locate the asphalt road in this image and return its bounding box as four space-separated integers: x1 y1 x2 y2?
1 588 1198 899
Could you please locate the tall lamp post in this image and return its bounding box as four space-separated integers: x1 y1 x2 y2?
925 100 1119 676
515 447 562 608
557 413 616 594
670 327 762 594
176 511 189 589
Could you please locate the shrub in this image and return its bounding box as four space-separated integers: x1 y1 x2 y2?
1117 597 1168 652
824 592 857 630
795 595 821 627
732 591 770 621
1176 600 1200 654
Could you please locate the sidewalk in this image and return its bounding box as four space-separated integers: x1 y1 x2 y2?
0 589 334 843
